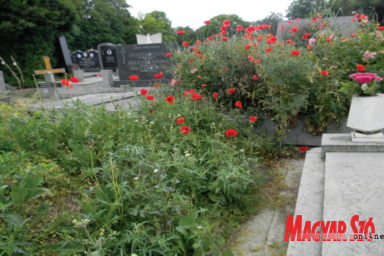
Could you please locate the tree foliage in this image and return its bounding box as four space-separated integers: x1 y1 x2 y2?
138 11 175 42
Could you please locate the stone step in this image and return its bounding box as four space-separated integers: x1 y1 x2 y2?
287 147 324 256
322 152 384 255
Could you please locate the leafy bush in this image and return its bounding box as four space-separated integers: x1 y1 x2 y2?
0 88 274 255
169 15 384 134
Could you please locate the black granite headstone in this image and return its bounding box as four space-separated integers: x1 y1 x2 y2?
71 50 100 72
58 36 73 73
97 43 118 71
116 43 177 82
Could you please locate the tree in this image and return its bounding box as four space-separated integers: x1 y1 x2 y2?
138 11 175 42
253 12 284 36
195 14 252 39
286 0 325 19
0 0 80 87
67 0 139 51
175 26 198 45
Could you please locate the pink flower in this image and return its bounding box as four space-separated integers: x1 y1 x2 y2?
363 51 377 60
349 73 383 83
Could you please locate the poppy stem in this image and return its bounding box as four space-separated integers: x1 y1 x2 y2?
194 103 200 143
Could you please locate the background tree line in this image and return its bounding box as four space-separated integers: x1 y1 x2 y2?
0 0 383 88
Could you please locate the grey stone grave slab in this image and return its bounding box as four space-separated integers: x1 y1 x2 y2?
0 71 6 92
276 16 359 41
98 43 118 71
71 50 100 72
29 92 135 112
322 152 384 255
115 43 177 87
287 148 324 256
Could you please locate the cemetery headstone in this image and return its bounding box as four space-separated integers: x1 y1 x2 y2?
97 43 118 71
276 16 359 40
116 43 177 86
0 71 7 92
70 50 100 72
136 33 162 44
54 36 73 73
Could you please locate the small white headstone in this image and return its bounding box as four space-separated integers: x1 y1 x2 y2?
136 33 162 44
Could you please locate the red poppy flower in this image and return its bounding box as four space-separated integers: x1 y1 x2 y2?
201 84 206 87
165 96 174 104
255 58 260 63
352 18 357 22
189 89 194 93
291 50 300 56
146 96 154 100
177 30 185 35
129 75 139 81
250 116 257 122
181 126 190 135
207 37 213 41
248 56 254 62
320 71 329 75
189 59 193 63
295 18 300 22
70 77 80 83
214 34 219 37
300 146 308 153
286 117 290 122
66 84 73 89
154 83 161 88
191 93 202 100
223 20 231 25
326 38 332 42
154 74 160 79
177 117 185 124
182 42 189 47
222 37 228 41
204 20 210 25
355 13 359 17
351 33 356 37
291 26 299 32
140 89 148 96
379 27 384 30
228 88 236 94
265 48 272 54
288 20 292 24
16 101 21 105
312 17 318 22
225 129 238 137
357 64 365 72
307 45 312 49
235 101 243 108
60 79 70 86
244 44 251 49
165 53 172 57
149 109 153 114
236 25 243 31
197 75 201 79
253 75 259 80
213 92 218 99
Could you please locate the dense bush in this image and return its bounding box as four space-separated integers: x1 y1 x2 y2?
170 15 384 134
0 87 275 255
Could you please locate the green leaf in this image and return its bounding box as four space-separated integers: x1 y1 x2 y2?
208 192 218 202
176 226 188 237
23 176 43 188
11 186 28 212
103 140 114 150
42 244 85 256
31 203 48 225
222 248 233 256
178 216 198 228
0 213 23 228
96 188 109 203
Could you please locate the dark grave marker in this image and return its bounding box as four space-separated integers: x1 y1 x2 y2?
70 50 100 72
97 43 118 71
116 43 177 85
53 36 73 73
